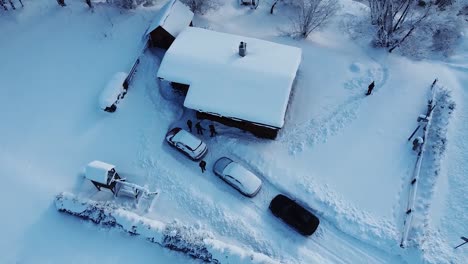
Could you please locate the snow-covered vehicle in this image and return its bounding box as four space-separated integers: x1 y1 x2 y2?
269 194 320 236
165 127 208 160
99 72 128 112
213 157 262 197
84 160 158 210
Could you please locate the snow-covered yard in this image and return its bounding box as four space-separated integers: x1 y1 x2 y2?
0 0 467 263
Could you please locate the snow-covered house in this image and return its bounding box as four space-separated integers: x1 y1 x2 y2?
144 0 194 50
157 27 302 139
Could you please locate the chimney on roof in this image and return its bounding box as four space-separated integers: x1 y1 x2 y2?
239 41 247 57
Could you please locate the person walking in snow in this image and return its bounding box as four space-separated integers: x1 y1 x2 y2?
187 119 193 133
366 81 375 96
57 0 66 7
195 121 205 135
209 124 217 137
199 160 206 173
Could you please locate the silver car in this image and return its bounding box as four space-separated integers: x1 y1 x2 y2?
213 157 262 197
165 127 208 160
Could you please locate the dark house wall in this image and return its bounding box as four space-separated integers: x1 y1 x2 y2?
196 111 279 139
171 82 190 96
149 26 175 50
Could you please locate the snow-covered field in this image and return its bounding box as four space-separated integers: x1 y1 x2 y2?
0 0 467 263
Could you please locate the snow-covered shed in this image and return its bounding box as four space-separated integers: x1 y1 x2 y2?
144 0 194 49
85 161 115 185
157 27 302 139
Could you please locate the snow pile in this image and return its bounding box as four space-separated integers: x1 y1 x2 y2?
55 192 279 264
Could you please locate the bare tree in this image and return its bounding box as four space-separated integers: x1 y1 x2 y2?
7 0 15 9
270 0 280 14
1 0 8 10
435 0 455 9
369 0 433 52
143 0 157 6
289 0 339 38
180 0 219 15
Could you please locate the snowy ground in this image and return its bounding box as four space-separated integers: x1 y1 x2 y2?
0 0 467 263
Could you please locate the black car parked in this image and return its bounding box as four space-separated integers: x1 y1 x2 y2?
269 194 320 236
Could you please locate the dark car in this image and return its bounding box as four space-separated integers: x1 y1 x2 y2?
269 194 320 236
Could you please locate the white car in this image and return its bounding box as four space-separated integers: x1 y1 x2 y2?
165 127 208 160
99 72 128 112
213 157 262 197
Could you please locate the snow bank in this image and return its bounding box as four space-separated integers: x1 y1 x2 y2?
55 192 279 264
99 72 128 110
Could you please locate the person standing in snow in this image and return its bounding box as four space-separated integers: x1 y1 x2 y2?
199 160 206 173
366 81 375 96
187 119 193 133
209 124 217 137
195 121 205 135
57 0 66 7
412 136 424 152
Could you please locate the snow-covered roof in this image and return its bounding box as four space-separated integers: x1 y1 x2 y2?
99 72 127 109
85 160 115 184
157 27 302 128
144 0 194 38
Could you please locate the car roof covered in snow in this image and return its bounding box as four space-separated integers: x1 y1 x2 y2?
224 162 262 194
85 160 115 184
171 129 202 151
144 0 193 38
99 72 127 109
157 27 302 128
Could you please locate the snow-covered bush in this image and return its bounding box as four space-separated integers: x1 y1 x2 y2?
431 24 461 56
55 192 120 227
288 0 339 38
55 193 278 263
369 0 433 51
106 0 146 9
180 0 219 14
366 0 462 57
395 7 462 59
163 221 217 263
435 0 455 9
143 0 157 7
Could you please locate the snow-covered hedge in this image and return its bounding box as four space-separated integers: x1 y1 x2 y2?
55 192 278 264
408 87 456 263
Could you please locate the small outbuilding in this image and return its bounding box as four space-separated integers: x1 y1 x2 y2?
144 0 194 50
157 27 302 139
